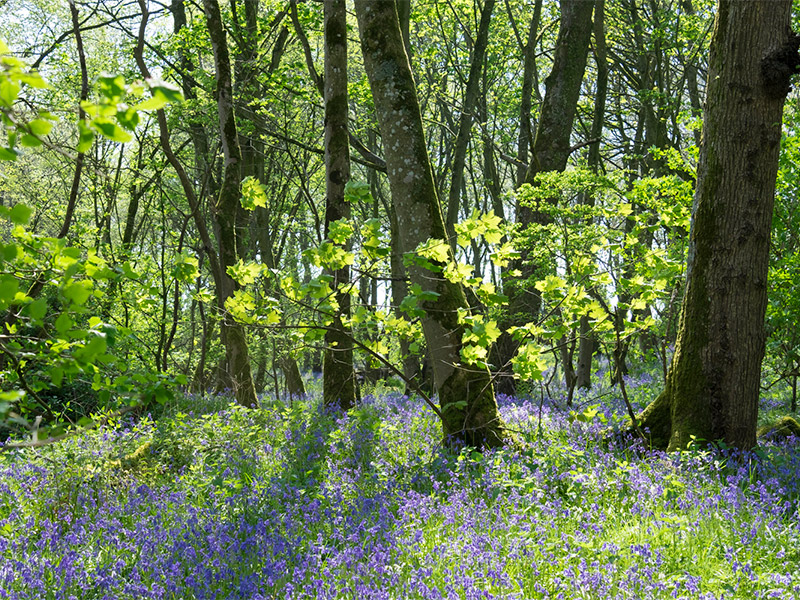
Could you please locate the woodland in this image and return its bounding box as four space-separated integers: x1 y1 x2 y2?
0 0 800 598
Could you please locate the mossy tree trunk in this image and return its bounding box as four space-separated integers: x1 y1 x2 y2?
639 0 799 450
322 0 357 410
495 0 595 395
203 0 258 408
355 0 505 448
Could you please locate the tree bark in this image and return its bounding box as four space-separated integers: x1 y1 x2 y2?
510 0 542 189
496 0 595 394
203 0 259 408
639 0 799 450
576 0 608 391
444 0 495 246
322 0 357 409
355 0 505 448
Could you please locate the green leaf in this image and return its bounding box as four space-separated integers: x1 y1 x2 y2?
328 219 353 245
240 176 268 210
26 298 47 322
77 120 95 153
75 335 107 362
172 254 199 282
416 238 450 263
115 106 139 131
28 119 52 136
0 275 20 306
63 281 92 305
98 74 126 99
17 71 49 89
121 261 140 280
224 290 256 324
50 366 63 387
134 95 168 112
148 81 184 105
0 78 20 107
535 275 566 294
227 260 262 286
91 117 132 143
1 243 18 260
0 147 18 161
55 312 73 334
344 180 372 203
9 203 31 225
19 134 41 147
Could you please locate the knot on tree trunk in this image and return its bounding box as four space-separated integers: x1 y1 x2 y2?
761 30 800 99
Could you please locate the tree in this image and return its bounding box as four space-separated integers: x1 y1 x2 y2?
495 0 595 394
638 0 800 450
321 0 357 409
198 0 259 407
354 0 506 448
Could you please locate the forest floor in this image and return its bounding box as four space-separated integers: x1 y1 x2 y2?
0 370 798 599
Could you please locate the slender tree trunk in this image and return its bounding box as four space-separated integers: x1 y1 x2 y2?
496 0 595 394
322 0 358 409
355 0 505 448
203 0 259 408
512 0 542 189
639 0 799 450
576 0 608 391
444 0 495 245
682 0 704 149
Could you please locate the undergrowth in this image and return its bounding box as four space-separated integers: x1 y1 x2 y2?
0 372 798 599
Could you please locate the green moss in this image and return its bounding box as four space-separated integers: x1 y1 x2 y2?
636 387 672 450
439 364 506 449
756 416 800 440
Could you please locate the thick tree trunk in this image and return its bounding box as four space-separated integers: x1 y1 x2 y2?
355 0 505 448
639 0 799 450
322 0 357 409
203 0 259 408
389 205 422 394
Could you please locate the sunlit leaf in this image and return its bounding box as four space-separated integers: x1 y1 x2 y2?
9 203 31 225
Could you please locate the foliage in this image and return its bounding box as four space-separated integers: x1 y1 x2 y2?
511 168 691 379
766 101 800 410
0 41 185 435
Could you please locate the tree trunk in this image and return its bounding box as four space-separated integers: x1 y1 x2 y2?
639 0 799 450
496 0 595 394
576 0 608 391
322 0 358 410
203 0 259 408
355 0 505 448
280 355 306 400
512 0 542 189
444 0 495 246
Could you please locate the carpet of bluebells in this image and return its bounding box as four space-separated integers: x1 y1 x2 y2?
0 373 799 599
